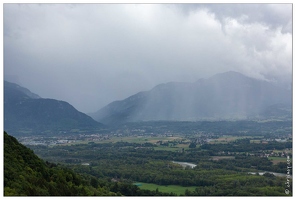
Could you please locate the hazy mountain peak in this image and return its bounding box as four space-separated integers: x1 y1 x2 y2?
207 71 254 81
90 71 292 125
4 81 103 136
4 81 41 99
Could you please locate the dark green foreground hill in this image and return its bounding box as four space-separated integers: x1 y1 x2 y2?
3 131 113 196
3 131 173 196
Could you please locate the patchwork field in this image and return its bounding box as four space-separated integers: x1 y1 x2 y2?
268 156 290 165
133 182 196 195
250 140 261 143
209 136 263 144
98 136 182 144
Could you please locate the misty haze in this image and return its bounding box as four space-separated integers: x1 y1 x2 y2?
3 3 292 197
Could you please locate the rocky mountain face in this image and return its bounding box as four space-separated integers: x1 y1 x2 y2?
4 81 103 136
90 71 292 125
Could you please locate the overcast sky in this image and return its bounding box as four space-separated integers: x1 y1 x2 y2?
4 3 292 113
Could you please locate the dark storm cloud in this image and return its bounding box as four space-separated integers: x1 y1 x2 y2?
4 4 292 113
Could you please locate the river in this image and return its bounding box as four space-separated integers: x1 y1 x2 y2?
248 171 286 177
172 161 197 169
171 161 286 176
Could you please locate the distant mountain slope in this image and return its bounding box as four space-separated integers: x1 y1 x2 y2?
4 81 41 99
4 81 103 135
259 103 292 119
90 71 291 125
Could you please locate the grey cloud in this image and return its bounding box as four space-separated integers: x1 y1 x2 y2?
179 4 292 33
4 4 292 113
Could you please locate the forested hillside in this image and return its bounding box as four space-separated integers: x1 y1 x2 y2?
4 131 105 195
3 131 176 196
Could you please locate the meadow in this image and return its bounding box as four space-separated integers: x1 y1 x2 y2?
133 182 196 195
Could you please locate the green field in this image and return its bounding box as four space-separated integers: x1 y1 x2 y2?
153 146 187 152
133 182 196 195
209 136 256 144
97 136 181 144
250 140 261 143
268 156 290 164
153 143 201 152
273 149 292 154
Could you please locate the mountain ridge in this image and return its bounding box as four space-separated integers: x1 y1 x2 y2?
4 81 104 136
90 71 291 125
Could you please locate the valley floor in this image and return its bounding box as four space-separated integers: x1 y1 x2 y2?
23 120 292 196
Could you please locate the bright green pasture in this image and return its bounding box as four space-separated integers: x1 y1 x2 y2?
133 182 196 195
